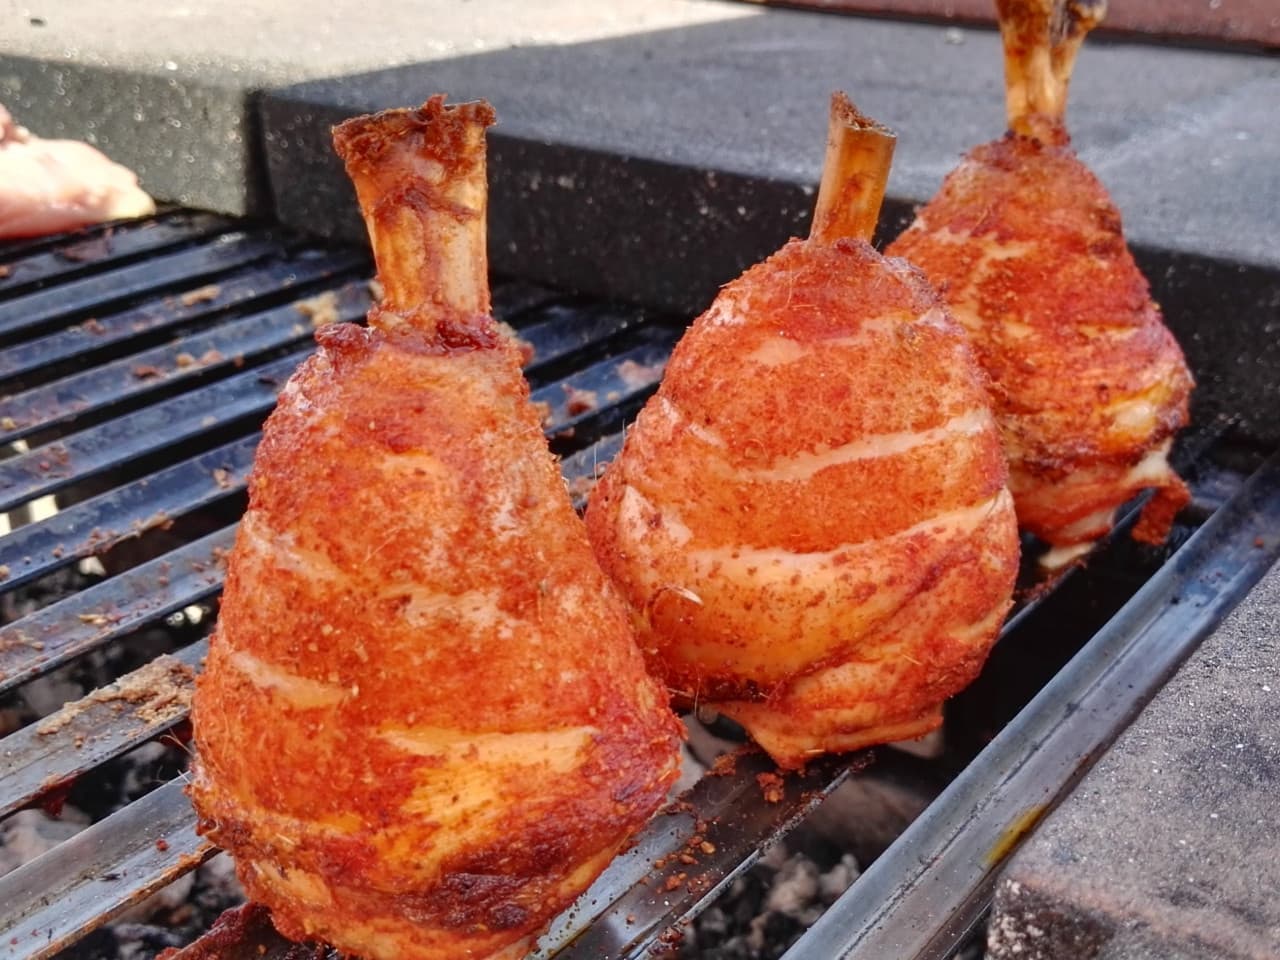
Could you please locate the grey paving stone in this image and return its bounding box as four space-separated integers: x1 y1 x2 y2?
0 55 266 216
0 0 753 216
989 559 1280 960
258 12 1280 310
3 2 1276 305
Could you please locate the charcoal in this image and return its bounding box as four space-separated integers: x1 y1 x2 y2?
56 858 246 959
111 923 188 958
680 837 861 959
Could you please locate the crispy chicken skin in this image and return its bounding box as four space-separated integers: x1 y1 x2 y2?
189 97 681 960
585 96 1019 768
888 0 1193 563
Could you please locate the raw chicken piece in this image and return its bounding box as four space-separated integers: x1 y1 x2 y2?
189 97 681 960
888 0 1193 566
0 104 154 239
585 95 1019 769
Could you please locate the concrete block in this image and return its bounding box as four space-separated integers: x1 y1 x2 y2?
258 11 1280 310
989 560 1280 959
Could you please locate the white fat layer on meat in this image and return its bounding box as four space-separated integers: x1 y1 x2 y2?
743 335 809 367
726 408 992 483
959 314 1148 344
654 396 992 483
1107 395 1162 435
278 375 318 415
931 226 1035 257
1027 437 1176 502
949 602 1009 645
616 483 694 548
388 726 599 825
382 725 598 765
227 650 347 709
1040 540 1096 569
555 584 589 619
486 480 523 541
793 601 1009 699
252 861 334 908
927 230 1154 353
936 233 1038 329
1127 438 1177 483
1042 504 1115 544
651 396 724 449
1078 323 1144 341
244 514 523 634
914 305 951 331
684 489 1012 582
398 587 508 632
738 317 904 368
701 299 746 327
1034 439 1177 567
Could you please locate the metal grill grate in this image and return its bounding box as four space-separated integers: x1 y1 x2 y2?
0 212 1276 960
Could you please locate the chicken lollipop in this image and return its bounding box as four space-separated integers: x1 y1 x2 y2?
888 0 1193 566
585 95 1019 769
189 97 681 960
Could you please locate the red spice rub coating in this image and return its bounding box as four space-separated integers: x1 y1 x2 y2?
889 132 1193 551
587 238 1019 766
190 98 680 960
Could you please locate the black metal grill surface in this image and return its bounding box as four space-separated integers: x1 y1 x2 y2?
0 212 1277 960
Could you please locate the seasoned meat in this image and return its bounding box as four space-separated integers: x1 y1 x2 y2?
888 0 1193 565
586 96 1019 767
189 97 681 960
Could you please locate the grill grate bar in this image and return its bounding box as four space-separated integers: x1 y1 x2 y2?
546 751 863 959
519 304 658 385
0 213 170 266
0 282 373 447
531 338 672 451
0 434 256 594
786 449 1280 960
0 642 205 819
0 250 366 387
0 334 669 698
0 309 668 513
0 352 305 514
489 282 565 323
0 527 232 697
0 778 215 960
0 231 286 344
0 212 237 299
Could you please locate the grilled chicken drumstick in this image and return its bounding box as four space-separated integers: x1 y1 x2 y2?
585 95 1019 768
190 96 681 960
888 0 1194 567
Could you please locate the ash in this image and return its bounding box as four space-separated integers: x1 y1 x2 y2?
55 854 244 960
678 828 985 960
680 840 859 959
0 558 228 960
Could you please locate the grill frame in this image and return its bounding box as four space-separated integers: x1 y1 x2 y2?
0 210 1276 960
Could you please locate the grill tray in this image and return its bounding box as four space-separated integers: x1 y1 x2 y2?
0 211 1276 960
